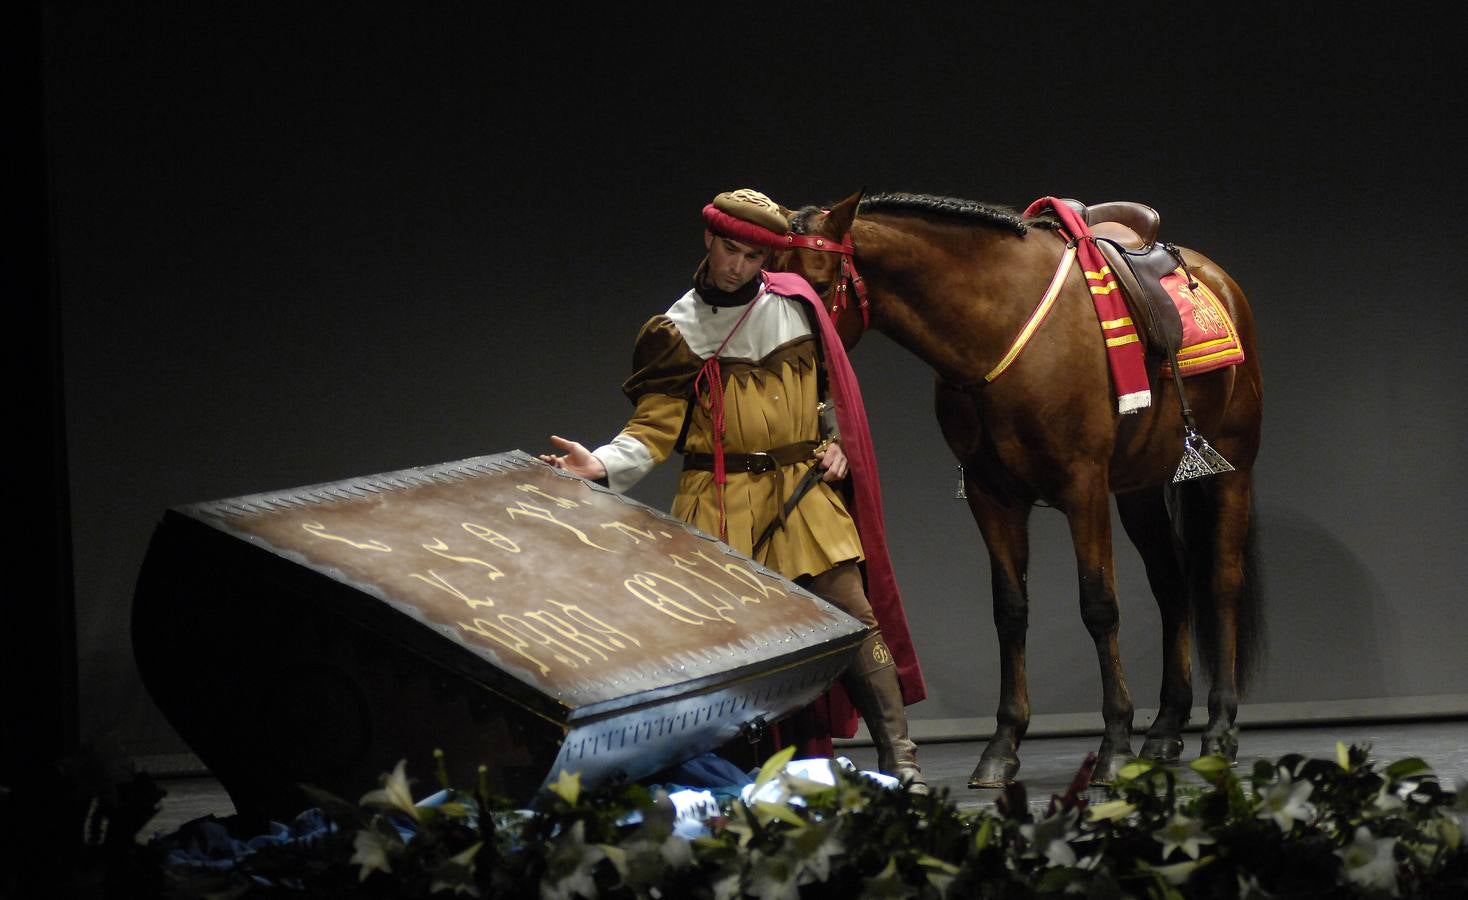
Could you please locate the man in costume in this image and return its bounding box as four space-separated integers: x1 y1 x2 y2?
540 188 927 792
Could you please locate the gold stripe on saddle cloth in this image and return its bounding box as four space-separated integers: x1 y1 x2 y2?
1158 267 1246 377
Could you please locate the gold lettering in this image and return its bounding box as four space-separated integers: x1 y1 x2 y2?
462 522 521 553
599 521 659 545
409 569 494 611
688 549 792 605
546 600 641 649
624 572 736 625
301 521 391 552
459 617 552 676
516 483 580 509
506 501 616 552
422 538 505 580
522 609 615 661
497 614 592 668
668 552 742 604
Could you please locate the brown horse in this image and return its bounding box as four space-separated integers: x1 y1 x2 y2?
775 191 1264 786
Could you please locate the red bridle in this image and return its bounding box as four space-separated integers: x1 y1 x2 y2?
783 231 870 333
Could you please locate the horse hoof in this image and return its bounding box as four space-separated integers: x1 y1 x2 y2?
1092 757 1121 786
1088 754 1133 787
1140 736 1183 763
1201 733 1239 763
968 755 1019 788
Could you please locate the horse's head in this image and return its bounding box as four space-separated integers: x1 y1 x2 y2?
774 190 867 351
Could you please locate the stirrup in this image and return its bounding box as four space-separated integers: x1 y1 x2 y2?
1172 426 1235 482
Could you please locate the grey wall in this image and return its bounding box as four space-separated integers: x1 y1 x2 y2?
42 2 1467 759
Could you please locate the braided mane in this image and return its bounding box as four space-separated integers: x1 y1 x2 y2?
862 193 1037 234
792 193 1052 236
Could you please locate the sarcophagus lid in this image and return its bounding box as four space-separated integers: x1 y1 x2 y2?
133 451 865 821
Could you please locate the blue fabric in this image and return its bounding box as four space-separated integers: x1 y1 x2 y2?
643 752 753 801
156 808 336 880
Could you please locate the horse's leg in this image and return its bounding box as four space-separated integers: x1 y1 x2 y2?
1063 486 1136 785
964 487 1033 788
1197 470 1255 761
1116 487 1192 763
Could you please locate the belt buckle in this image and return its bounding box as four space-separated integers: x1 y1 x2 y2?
747 451 774 474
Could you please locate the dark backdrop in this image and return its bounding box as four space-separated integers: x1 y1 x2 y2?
37 2 1466 759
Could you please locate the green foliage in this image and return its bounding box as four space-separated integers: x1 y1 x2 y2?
144 742 1468 899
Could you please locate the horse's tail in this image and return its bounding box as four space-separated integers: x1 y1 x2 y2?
1174 479 1266 695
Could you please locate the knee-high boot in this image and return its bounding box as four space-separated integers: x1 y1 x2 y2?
842 631 928 795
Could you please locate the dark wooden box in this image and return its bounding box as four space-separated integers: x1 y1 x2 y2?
132 451 865 821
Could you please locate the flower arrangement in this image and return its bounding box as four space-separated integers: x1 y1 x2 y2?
151 741 1468 899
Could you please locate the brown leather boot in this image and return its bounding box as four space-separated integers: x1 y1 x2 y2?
842 631 928 795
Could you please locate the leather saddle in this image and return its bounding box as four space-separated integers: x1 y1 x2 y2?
1060 198 1184 356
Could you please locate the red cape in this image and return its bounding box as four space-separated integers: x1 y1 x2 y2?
764 271 927 745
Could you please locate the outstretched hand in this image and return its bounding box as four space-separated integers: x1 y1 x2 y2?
538 435 607 481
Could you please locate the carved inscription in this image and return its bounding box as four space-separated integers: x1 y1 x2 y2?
218 469 826 693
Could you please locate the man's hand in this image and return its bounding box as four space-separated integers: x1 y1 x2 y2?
814 441 848 482
538 435 607 481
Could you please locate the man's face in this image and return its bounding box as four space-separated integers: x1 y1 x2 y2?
703 231 769 293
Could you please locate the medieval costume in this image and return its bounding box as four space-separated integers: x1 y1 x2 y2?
588 189 928 790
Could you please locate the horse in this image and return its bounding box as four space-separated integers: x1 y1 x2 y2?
774 190 1264 787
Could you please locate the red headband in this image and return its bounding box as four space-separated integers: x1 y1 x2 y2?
702 204 787 249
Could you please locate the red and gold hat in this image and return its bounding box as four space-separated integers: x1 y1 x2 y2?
701 188 789 249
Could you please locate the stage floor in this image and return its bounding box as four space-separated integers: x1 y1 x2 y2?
142 717 1468 840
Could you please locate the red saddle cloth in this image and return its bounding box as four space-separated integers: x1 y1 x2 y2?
1158 267 1246 377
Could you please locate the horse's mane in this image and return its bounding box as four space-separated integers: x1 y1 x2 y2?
791 193 1052 236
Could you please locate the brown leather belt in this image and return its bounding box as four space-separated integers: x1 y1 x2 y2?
682 440 819 474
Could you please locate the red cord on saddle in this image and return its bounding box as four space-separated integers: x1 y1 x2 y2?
693 295 762 542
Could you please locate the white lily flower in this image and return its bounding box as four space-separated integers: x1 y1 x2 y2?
1152 812 1217 861
1043 837 1077 868
788 820 844 883
1256 770 1314 831
349 827 397 882
1337 825 1398 893
1020 809 1079 867
428 841 483 896
360 758 420 821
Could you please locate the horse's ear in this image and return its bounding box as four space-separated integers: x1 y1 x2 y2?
826 189 864 236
